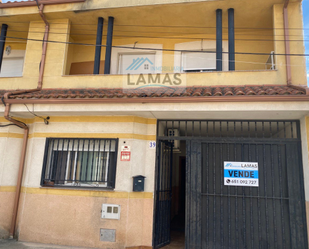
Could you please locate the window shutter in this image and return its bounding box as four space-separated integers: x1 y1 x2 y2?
0 57 24 77
182 51 216 71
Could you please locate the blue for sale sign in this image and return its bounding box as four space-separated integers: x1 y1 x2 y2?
224 161 259 187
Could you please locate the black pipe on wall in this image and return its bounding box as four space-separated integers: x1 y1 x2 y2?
228 8 235 71
93 17 104 75
104 16 114 75
216 9 223 71
0 24 8 73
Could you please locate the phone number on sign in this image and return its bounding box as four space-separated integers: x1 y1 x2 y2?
226 179 257 185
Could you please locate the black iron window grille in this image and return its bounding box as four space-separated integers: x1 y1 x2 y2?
41 138 118 189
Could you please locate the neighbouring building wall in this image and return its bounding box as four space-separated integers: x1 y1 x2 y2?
273 2 307 86
1 116 156 248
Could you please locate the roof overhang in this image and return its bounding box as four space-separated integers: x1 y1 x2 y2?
0 0 86 9
2 85 309 104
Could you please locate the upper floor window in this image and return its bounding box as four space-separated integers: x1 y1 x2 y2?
0 49 25 77
174 41 228 72
182 50 216 72
41 138 119 189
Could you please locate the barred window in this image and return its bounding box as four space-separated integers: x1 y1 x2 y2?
41 138 118 189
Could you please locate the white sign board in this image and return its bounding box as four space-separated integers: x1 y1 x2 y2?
224 161 259 187
121 145 131 152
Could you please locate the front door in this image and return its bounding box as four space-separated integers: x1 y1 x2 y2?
153 141 173 248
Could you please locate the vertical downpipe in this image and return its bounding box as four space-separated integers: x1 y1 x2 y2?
9 127 29 238
228 8 235 71
93 17 104 74
38 4 49 89
5 4 49 238
216 9 223 71
104 16 114 75
0 24 8 72
283 0 292 85
3 102 29 239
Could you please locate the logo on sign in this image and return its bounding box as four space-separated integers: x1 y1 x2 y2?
126 57 154 71
122 57 186 91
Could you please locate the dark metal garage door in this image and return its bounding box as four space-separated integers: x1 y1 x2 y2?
155 120 308 249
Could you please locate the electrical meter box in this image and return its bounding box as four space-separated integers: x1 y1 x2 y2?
101 204 120 220
133 175 146 192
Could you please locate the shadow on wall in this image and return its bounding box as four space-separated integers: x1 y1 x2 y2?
0 225 9 239
69 61 105 75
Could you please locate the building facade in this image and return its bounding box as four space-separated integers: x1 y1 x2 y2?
0 0 308 248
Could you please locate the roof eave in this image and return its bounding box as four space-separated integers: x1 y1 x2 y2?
0 0 85 9
5 95 309 104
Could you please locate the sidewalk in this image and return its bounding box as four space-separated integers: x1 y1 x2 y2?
0 239 98 249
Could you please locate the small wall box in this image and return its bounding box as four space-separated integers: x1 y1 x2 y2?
101 204 121 220
133 175 146 192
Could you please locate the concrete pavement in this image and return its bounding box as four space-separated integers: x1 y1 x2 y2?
0 239 98 249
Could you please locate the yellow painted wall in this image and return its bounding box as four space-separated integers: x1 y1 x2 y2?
287 2 307 85
0 115 157 247
0 187 154 247
3 41 26 51
16 191 153 248
273 3 307 87
0 191 15 239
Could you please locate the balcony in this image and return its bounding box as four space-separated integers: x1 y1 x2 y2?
0 0 306 90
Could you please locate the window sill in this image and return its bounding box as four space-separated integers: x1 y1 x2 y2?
40 185 115 191
0 75 23 78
